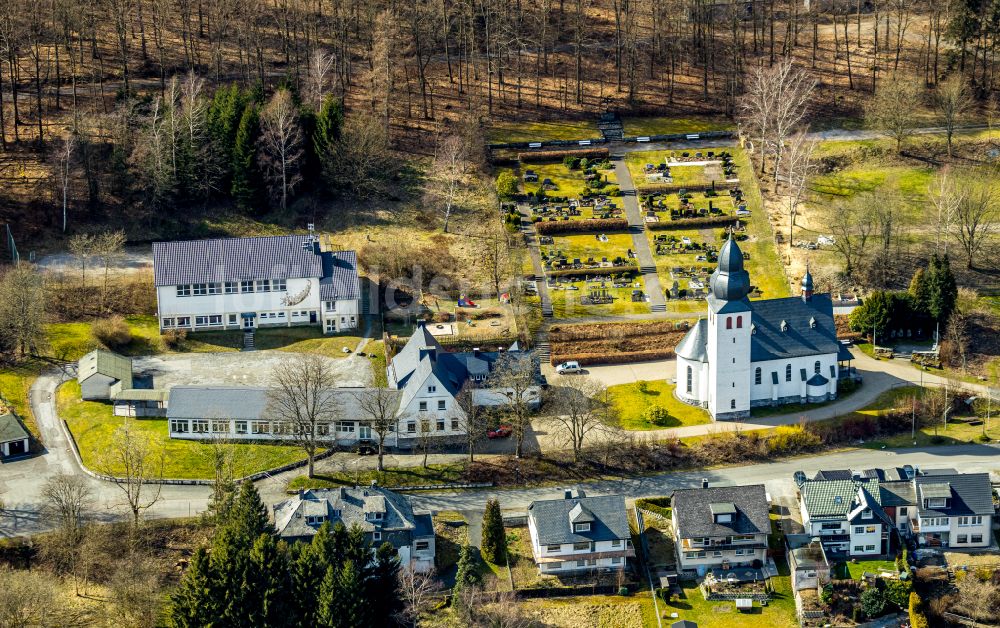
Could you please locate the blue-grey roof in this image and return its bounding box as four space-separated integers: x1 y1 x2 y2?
915 473 994 517
319 250 360 301
153 235 325 286
273 486 425 540
672 485 770 538
528 494 630 545
0 412 29 444
807 373 828 386
710 238 751 301
749 294 839 362
675 319 708 362
166 385 365 420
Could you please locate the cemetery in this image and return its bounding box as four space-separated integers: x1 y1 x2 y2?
627 149 739 191
541 232 649 317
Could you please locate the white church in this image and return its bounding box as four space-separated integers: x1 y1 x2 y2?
675 238 853 420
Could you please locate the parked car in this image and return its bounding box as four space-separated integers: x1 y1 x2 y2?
488 425 512 439
556 360 582 374
355 440 376 456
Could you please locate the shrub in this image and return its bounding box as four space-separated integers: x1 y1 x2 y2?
518 147 610 163
433 311 451 323
617 585 629 596
496 171 518 199
765 425 821 456
635 497 671 519
92 316 132 350
162 328 187 350
534 217 629 235
820 583 834 606
861 586 888 619
909 592 930 628
885 578 912 608
647 215 739 230
563 155 581 169
644 405 672 426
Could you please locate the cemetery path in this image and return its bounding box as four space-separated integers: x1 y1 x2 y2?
517 201 554 318
612 156 668 313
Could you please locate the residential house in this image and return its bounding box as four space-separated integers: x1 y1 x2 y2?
526 489 634 574
796 473 893 558
78 349 133 400
786 534 831 592
272 486 435 572
671 483 770 574
910 471 994 549
152 235 360 334
386 323 540 448
0 410 29 459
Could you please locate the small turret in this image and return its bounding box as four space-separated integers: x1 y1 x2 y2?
801 264 814 302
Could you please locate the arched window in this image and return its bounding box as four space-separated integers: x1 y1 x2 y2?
730 399 736 409
755 367 762 385
785 364 792 382
726 317 732 330
686 366 693 394
736 316 743 328
814 360 821 374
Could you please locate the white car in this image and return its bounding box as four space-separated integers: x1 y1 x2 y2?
681 236 692 245
556 361 582 375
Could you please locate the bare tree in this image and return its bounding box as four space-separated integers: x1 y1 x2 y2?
267 354 340 478
57 134 76 232
928 168 964 256
98 424 164 529
548 375 609 462
826 195 875 280
864 73 923 153
0 265 46 359
416 417 436 468
259 89 304 211
943 309 969 370
454 383 489 463
93 229 127 314
396 568 442 626
479 215 512 299
934 75 973 158
952 176 998 269
0 567 56 628
356 387 402 472
488 352 538 459
782 129 817 246
426 134 468 233
68 233 96 287
325 113 392 199
108 554 163 628
305 49 336 110
41 472 93 539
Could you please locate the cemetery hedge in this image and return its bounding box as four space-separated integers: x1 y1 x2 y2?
535 218 630 234
546 265 638 278
647 215 738 230
519 147 610 162
549 347 676 366
636 181 736 194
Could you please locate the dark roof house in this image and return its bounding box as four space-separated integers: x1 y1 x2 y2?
528 490 630 545
799 477 893 527
914 473 994 518
671 484 770 539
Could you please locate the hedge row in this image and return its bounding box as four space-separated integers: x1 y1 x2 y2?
636 181 736 194
519 147 610 163
546 265 638 278
550 348 675 366
550 320 690 341
635 497 672 520
647 215 738 230
535 218 630 235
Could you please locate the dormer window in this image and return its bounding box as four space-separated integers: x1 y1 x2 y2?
834 496 843 505
366 511 384 521
715 513 732 524
862 509 872 519
574 522 591 533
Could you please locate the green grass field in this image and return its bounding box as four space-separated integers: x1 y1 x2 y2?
838 560 898 580
58 380 309 479
607 380 710 430
665 559 797 628
624 151 723 188
488 119 599 143
542 232 636 263
0 360 43 440
522 162 619 201
622 115 735 137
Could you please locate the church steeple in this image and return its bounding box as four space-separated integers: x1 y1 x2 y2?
801 264 814 302
709 236 751 302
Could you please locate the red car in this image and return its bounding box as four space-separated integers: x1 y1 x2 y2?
487 425 512 439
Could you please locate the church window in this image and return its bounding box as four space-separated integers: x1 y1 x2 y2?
785 364 792 382
814 361 821 374
736 316 742 328
755 367 761 385
730 399 736 409
686 366 692 394
726 317 732 330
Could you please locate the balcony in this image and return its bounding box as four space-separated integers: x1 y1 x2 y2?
681 538 767 551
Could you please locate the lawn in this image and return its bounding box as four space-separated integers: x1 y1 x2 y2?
664 559 797 628
622 115 735 137
0 360 43 441
488 119 599 143
624 150 724 188
517 594 657 628
548 278 651 318
542 232 636 263
57 380 308 479
607 380 711 430
835 560 898 580
286 461 469 491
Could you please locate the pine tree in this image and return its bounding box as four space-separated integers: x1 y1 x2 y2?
849 290 894 343
927 254 958 325
480 499 507 564
169 547 219 627
229 481 274 540
246 533 292 626
453 544 482 594
908 267 931 315
207 83 249 194
314 94 343 183
231 103 261 211
318 561 372 628
289 541 325 627
369 542 402 626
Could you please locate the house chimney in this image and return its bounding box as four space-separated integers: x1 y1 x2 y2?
564 490 573 500
701 478 709 489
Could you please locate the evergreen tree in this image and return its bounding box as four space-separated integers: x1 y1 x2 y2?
169 547 219 627
207 84 249 194
480 499 507 564
231 103 262 211
849 290 894 343
318 561 372 627
453 544 482 594
289 541 325 627
229 480 273 540
927 254 958 325
314 94 344 185
908 267 931 315
246 533 293 626
343 523 370 569
369 542 403 626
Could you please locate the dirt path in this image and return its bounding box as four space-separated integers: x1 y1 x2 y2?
612 156 667 313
